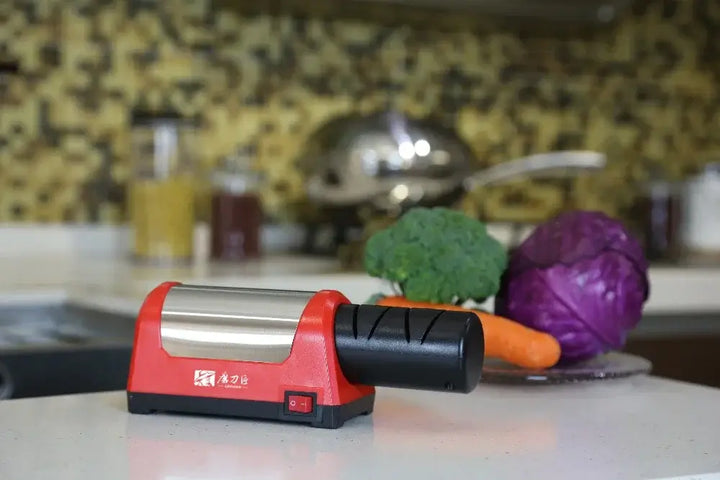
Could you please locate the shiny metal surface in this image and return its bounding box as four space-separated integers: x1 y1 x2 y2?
463 150 606 190
298 111 474 211
298 111 606 214
160 285 315 363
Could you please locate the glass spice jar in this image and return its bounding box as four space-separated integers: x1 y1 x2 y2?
209 155 264 261
680 162 720 262
634 180 682 262
128 111 198 264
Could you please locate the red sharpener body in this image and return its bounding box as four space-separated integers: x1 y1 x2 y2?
127 282 374 428
127 283 484 429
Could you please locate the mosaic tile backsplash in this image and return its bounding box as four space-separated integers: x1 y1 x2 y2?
1 0 720 224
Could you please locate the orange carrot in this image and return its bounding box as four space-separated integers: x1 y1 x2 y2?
376 296 561 369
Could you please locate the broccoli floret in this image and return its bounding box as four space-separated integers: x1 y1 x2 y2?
363 207 508 304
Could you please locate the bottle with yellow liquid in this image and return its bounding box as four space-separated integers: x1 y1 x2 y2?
129 111 198 264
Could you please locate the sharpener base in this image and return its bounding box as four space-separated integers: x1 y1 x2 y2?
127 391 375 429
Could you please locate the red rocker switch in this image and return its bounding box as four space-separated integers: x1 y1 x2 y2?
288 395 313 414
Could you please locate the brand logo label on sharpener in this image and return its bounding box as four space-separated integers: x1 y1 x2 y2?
193 370 216 387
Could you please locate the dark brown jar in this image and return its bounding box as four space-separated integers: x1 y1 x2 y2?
210 168 264 261
633 180 682 262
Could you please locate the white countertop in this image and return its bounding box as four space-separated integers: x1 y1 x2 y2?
1 226 720 479
1 376 719 480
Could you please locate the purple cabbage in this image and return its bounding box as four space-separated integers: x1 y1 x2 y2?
494 211 650 364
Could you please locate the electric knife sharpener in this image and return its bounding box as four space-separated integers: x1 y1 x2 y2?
127 282 484 429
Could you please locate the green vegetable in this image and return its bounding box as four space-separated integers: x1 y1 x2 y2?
363 207 508 304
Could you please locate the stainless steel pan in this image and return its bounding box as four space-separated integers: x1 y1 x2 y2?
299 111 606 213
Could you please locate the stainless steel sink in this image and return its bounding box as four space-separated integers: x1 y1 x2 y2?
0 303 135 399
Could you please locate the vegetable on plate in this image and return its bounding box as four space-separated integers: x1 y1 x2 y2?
494 210 650 364
363 206 561 369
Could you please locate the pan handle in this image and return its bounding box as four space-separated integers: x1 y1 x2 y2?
463 150 606 191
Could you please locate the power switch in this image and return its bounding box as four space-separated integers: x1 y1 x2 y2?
287 394 313 414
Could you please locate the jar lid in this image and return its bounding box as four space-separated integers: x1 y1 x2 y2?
638 179 684 196
211 170 264 194
212 147 264 194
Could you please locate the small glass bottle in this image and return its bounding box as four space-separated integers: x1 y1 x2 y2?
210 153 264 261
129 111 198 264
635 180 682 262
681 161 720 261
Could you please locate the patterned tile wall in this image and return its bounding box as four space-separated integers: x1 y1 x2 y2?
1 0 719 224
